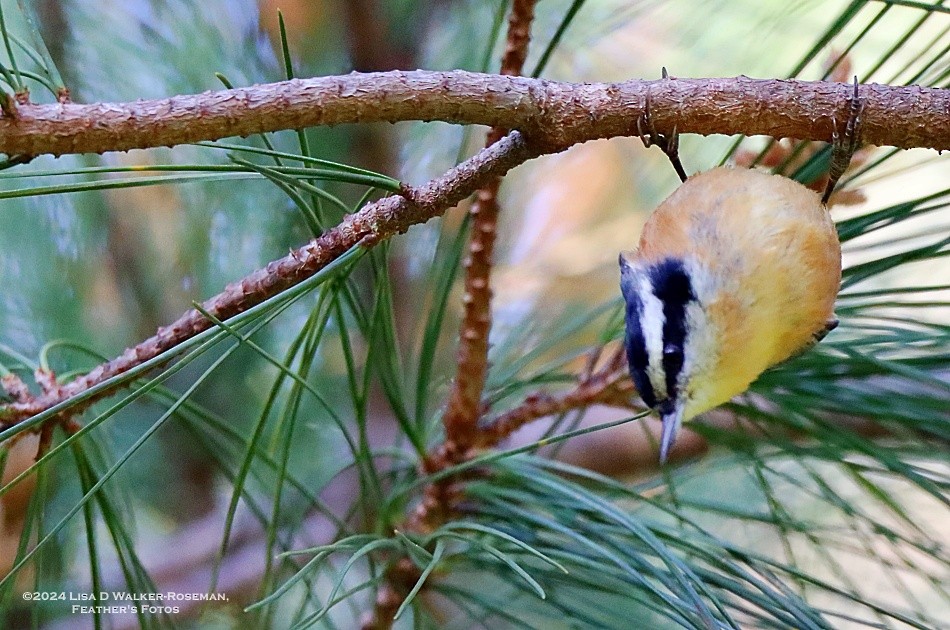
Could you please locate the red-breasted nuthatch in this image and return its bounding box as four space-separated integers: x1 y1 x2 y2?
620 167 842 462
621 71 864 462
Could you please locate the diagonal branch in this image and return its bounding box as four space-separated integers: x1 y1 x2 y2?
443 0 538 453
1 72 948 157
0 131 541 430
476 346 636 448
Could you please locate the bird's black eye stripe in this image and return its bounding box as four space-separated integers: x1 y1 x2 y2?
649 259 695 399
663 345 685 384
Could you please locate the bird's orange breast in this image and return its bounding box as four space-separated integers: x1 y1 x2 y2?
636 167 841 409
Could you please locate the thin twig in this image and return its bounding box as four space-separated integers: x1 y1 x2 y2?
0 72 947 156
406 346 634 537
360 559 419 630
477 345 636 447
0 132 541 431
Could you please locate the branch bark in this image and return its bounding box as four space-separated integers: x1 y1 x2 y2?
476 347 636 448
443 0 537 453
0 131 540 428
1 72 948 157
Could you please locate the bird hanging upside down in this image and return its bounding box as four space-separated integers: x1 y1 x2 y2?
622 71 861 462
619 167 841 462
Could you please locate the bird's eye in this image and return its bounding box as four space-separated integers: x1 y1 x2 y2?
663 345 684 378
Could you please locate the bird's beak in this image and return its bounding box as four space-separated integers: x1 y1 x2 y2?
659 401 685 464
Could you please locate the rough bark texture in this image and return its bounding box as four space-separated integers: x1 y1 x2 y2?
440 179 501 450
1 72 947 157
475 347 633 447
443 0 537 452
0 132 539 428
477 368 635 448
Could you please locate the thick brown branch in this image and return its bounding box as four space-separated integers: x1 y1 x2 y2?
0 132 540 429
390 12 540 625
1 72 947 157
443 0 537 451
441 181 501 447
497 0 536 78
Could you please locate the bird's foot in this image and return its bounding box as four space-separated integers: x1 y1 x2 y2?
638 67 688 183
822 77 865 204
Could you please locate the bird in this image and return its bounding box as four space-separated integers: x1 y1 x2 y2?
619 166 842 462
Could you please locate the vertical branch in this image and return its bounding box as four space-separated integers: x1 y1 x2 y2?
442 0 537 455
383 5 539 626
340 0 414 173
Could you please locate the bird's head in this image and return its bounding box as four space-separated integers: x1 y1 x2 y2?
619 254 719 462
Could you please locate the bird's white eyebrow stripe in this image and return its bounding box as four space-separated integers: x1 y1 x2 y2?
637 275 667 400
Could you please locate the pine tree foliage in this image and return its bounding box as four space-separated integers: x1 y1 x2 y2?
0 1 947 628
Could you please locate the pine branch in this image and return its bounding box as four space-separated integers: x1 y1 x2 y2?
3 68 947 627
0 131 540 431
476 346 636 448
390 7 540 625
0 72 947 157
443 0 538 453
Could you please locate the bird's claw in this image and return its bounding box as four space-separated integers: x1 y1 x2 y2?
822 76 865 204
638 67 688 183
